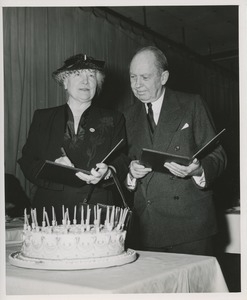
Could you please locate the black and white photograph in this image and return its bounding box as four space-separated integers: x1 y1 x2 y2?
1 0 246 299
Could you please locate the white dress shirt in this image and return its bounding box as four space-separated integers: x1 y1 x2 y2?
144 91 164 125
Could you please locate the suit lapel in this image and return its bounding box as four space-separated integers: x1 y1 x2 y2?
130 101 153 155
143 89 184 186
153 88 183 151
46 105 67 160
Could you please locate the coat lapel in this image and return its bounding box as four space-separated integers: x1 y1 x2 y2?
129 101 153 158
143 89 184 187
46 105 67 160
153 88 184 151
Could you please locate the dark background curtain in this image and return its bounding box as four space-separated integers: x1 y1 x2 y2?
3 7 239 208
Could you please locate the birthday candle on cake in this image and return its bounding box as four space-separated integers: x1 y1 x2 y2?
62 205 66 226
94 206 97 222
117 208 123 227
110 206 115 227
86 205 91 230
63 211 66 226
33 208 38 227
81 205 84 225
25 209 31 230
66 208 70 225
62 205 65 220
30 209 34 223
73 205 77 225
30 209 35 229
115 207 120 226
86 205 89 224
116 208 122 230
98 207 102 226
45 211 50 227
120 208 123 221
121 208 129 228
52 206 56 226
105 206 109 225
107 206 110 223
52 206 55 220
42 207 46 227
24 208 27 230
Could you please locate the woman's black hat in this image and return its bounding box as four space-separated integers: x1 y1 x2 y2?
52 53 105 84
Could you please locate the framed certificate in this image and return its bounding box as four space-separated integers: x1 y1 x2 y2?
35 160 90 187
141 129 226 173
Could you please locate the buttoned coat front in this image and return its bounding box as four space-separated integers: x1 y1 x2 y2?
18 103 128 223
124 88 227 248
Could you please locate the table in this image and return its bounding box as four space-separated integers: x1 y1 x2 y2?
224 207 240 254
6 226 23 245
6 242 228 294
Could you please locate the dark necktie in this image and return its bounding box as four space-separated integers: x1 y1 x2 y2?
147 102 156 134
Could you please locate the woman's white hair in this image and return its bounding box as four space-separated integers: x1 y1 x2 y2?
95 70 105 95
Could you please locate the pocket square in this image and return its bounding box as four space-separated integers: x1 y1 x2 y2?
181 123 189 130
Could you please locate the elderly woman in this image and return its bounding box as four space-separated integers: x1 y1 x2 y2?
18 53 128 224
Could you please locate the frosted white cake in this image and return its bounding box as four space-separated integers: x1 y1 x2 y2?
21 205 129 261
21 225 126 260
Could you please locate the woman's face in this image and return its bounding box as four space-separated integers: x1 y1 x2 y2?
64 69 97 103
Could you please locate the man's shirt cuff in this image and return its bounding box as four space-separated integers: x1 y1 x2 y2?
193 170 206 187
126 173 137 190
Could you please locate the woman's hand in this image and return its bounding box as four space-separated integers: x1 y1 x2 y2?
55 156 74 167
164 158 203 178
129 160 152 179
75 163 109 184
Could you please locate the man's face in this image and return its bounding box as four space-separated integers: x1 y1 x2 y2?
129 51 168 103
64 69 97 103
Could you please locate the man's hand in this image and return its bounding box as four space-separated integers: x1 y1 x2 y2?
164 158 203 178
75 163 108 184
129 160 152 179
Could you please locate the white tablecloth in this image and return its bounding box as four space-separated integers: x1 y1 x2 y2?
224 208 240 254
5 219 23 243
6 242 228 294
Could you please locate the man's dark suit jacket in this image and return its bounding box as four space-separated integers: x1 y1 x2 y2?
124 88 227 249
18 103 128 223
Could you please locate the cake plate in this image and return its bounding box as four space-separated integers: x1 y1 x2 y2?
9 249 137 270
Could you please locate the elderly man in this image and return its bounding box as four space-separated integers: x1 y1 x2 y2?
124 46 227 255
